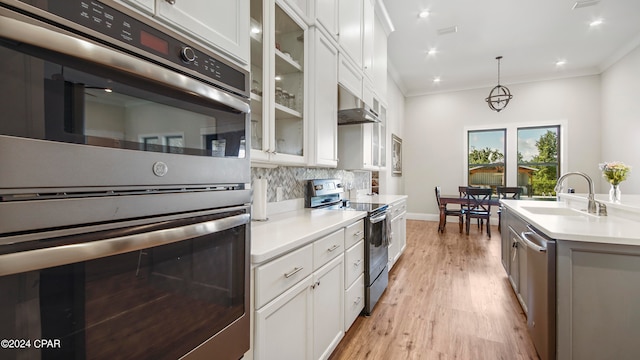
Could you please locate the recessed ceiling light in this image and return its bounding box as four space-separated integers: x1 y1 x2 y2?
251 27 262 34
418 10 430 18
555 60 567 66
589 19 604 27
274 75 282 81
433 77 441 83
427 48 437 56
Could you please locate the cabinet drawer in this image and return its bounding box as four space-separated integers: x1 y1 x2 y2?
344 219 365 249
345 240 365 287
255 244 313 309
389 200 406 219
314 229 345 270
344 273 365 331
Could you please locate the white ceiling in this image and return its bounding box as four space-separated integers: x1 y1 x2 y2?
382 0 640 97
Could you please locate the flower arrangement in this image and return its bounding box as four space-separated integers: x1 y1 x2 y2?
599 161 631 185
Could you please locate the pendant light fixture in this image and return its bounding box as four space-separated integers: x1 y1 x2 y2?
485 56 512 112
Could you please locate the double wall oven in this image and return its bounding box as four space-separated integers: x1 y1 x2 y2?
305 179 389 315
0 1 251 359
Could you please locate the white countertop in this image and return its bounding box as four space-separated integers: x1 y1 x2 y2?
251 194 407 265
349 194 408 205
251 208 367 265
501 195 640 246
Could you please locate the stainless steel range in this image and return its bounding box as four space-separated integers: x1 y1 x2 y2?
305 179 389 315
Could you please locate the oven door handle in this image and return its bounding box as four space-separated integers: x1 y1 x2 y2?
0 14 249 114
0 213 250 277
369 212 387 224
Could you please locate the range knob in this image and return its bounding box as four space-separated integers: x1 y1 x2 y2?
181 46 196 63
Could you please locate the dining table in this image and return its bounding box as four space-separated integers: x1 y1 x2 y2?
438 194 500 232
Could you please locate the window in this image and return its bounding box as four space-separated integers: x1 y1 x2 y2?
468 129 506 191
465 124 563 197
141 133 184 154
517 126 560 196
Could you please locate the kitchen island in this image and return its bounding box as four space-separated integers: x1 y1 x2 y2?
500 194 640 360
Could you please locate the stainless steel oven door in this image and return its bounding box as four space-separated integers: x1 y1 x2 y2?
0 4 250 194
0 207 250 360
363 209 389 315
366 210 389 284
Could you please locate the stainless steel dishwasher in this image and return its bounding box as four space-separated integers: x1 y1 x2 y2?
521 225 556 360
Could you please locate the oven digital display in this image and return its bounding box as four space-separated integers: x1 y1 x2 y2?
140 30 169 55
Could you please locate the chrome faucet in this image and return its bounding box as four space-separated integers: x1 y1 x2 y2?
554 171 599 214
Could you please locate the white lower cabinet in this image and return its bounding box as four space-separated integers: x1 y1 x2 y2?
312 254 344 360
255 275 313 360
344 273 365 330
344 240 365 286
343 220 365 332
388 199 407 270
254 223 365 360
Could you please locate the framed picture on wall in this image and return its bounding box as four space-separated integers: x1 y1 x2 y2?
392 134 402 176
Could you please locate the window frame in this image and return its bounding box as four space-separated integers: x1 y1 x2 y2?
467 128 507 190
463 121 567 192
517 125 561 196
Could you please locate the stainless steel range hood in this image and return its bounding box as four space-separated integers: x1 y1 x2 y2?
338 86 380 125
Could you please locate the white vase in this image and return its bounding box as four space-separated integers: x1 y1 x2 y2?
609 183 621 202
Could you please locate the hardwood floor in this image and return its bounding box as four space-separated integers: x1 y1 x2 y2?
329 220 539 360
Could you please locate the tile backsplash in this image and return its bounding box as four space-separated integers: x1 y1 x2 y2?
251 167 371 202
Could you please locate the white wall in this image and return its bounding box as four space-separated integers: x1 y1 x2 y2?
601 43 640 194
404 75 602 218
380 73 405 196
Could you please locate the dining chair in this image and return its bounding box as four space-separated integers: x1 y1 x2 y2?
496 186 523 232
465 187 493 237
435 186 464 233
459 185 480 227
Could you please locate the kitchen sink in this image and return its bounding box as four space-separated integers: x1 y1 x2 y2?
520 206 586 216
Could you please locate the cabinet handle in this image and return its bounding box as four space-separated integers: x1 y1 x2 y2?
284 266 303 278
353 230 364 237
520 231 548 252
354 296 362 305
327 244 340 252
311 280 320 290
354 259 363 267
165 0 176 4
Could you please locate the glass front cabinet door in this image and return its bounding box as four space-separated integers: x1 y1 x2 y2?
250 0 307 166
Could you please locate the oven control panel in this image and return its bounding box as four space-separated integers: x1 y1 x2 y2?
20 0 248 97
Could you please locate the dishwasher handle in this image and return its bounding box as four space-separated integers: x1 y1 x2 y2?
520 231 548 253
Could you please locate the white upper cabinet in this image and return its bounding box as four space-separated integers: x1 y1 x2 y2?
115 0 154 15
308 28 338 167
335 0 390 102
362 0 374 80
286 0 310 20
155 0 250 65
314 0 338 38
250 0 307 167
338 0 363 68
372 11 388 99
